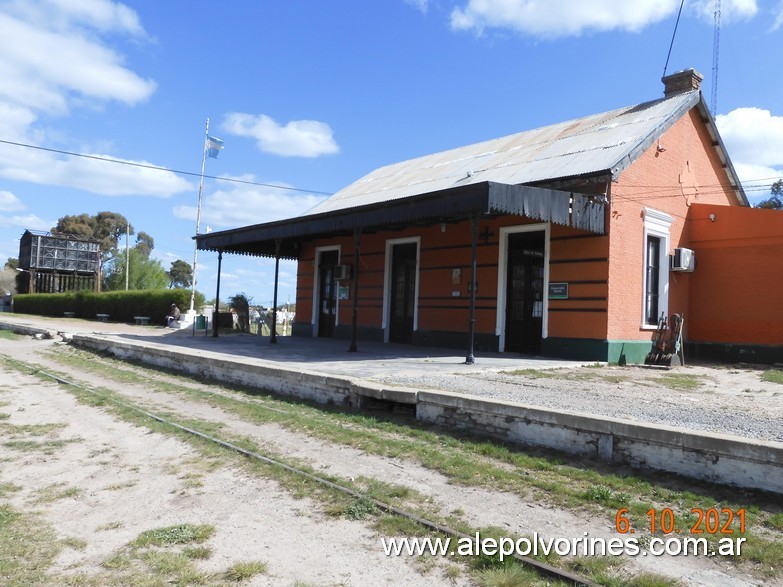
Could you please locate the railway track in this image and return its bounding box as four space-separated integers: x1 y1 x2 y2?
7 354 599 587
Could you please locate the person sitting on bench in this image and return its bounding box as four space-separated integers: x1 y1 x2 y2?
166 303 181 327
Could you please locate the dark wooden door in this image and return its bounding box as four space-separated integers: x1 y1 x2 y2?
505 232 545 354
389 243 417 343
317 250 338 337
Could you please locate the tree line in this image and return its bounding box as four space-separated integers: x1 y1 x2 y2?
2 212 198 299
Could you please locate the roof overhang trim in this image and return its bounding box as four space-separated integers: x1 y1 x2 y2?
194 182 605 259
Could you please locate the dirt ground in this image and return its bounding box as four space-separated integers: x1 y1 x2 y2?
0 335 779 586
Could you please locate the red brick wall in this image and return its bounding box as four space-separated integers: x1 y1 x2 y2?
606 108 742 341
688 204 783 345
295 216 610 340
548 226 609 339
295 107 745 348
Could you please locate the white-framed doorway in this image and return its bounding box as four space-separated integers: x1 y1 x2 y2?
495 223 550 353
381 236 421 343
311 245 341 337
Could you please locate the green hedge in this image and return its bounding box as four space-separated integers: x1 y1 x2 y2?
12 289 192 325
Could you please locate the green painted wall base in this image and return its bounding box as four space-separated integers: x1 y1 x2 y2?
334 324 385 343
687 342 783 365
291 322 311 338
292 325 783 365
541 338 654 364
412 330 499 353
291 323 386 343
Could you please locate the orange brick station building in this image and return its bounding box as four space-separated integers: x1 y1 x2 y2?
196 70 783 364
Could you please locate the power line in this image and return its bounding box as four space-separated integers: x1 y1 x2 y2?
662 0 686 79
0 138 778 206
0 138 334 196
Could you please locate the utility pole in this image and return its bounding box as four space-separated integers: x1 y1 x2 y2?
125 223 129 290
191 118 209 313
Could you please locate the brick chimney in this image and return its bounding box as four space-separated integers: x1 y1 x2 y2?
662 68 704 96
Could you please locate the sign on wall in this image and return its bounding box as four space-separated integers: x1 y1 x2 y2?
548 282 569 300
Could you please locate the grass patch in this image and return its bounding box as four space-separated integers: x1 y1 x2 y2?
0 330 21 340
767 513 783 532
343 496 378 521
567 556 624 584
11 349 783 582
625 572 683 587
474 562 543 586
131 523 214 548
183 545 212 559
374 514 424 536
3 439 75 454
582 485 614 504
90 524 266 586
62 536 88 550
0 482 22 497
0 503 60 584
658 373 704 391
223 560 267 582
761 369 783 385
104 480 137 491
0 420 78 455
500 366 630 385
32 483 82 504
501 368 560 379
96 521 125 532
0 421 67 437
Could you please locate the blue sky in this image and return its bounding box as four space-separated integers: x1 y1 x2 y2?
1 0 781 307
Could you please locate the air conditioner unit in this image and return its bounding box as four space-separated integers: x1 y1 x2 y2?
671 248 695 272
333 264 352 280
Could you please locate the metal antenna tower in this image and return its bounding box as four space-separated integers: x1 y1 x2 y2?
711 0 721 115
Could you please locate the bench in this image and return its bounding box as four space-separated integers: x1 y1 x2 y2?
96 313 110 322
134 316 151 326
63 312 75 318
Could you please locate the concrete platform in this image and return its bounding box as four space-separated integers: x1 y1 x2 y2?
2 313 782 495
0 313 588 379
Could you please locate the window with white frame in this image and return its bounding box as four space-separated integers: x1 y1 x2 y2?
642 208 672 328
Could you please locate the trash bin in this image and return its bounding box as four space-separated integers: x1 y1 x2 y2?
195 314 206 329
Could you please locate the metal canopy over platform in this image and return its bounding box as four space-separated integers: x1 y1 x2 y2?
194 181 605 259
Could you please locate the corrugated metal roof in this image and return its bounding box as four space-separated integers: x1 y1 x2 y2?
305 91 707 216
195 86 748 259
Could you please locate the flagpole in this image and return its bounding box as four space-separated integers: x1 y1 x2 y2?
190 117 209 313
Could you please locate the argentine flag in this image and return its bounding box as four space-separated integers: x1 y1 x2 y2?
206 136 224 159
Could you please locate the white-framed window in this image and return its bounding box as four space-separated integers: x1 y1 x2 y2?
641 208 672 328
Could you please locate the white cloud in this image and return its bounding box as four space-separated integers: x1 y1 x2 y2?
717 107 783 199
449 0 757 37
0 189 55 231
172 176 326 229
221 113 340 158
0 6 154 116
0 191 24 212
37 0 146 35
405 0 429 14
450 0 680 37
690 0 757 22
0 202 56 233
0 213 55 232
0 2 180 199
773 0 783 30
0 143 193 197
717 107 783 170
